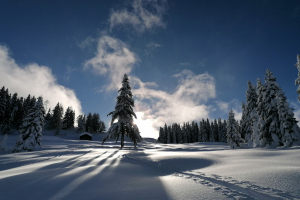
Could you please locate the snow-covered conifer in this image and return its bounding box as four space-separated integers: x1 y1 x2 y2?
259 70 282 147
251 109 260 147
102 74 142 148
13 96 45 152
276 92 299 146
222 120 227 142
244 81 258 144
295 54 300 100
227 110 244 149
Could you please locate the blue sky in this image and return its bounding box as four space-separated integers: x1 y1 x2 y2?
1 0 300 138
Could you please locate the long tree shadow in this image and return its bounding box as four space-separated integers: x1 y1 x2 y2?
0 148 171 200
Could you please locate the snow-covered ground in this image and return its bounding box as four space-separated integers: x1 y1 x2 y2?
0 131 300 200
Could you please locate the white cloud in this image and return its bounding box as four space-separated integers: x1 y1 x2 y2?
84 35 138 91
84 35 218 138
214 99 242 121
109 0 168 33
132 70 216 138
0 45 82 117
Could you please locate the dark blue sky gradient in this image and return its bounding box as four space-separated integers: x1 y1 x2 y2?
1 0 300 130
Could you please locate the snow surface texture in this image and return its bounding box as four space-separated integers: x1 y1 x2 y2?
0 132 300 200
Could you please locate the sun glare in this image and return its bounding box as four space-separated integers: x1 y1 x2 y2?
134 112 157 138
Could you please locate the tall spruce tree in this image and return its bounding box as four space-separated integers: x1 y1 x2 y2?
85 112 93 133
62 107 75 130
259 70 282 147
50 103 64 134
276 92 299 146
13 96 45 152
102 74 142 148
227 110 244 149
244 81 258 145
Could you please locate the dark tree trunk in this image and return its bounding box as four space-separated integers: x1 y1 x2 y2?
121 124 125 148
121 133 124 148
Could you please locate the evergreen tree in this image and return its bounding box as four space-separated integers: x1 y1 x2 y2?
62 107 75 130
172 123 177 144
14 97 24 130
251 109 260 147
45 108 52 121
191 121 198 142
259 70 282 147
276 92 299 146
0 87 6 125
295 54 300 101
91 113 101 133
168 125 172 143
217 118 223 142
1 88 12 136
158 127 164 143
13 96 45 152
227 110 244 149
77 114 86 134
239 102 247 139
50 102 64 134
62 107 71 129
99 121 106 132
182 123 188 143
212 119 219 142
222 120 227 142
198 120 204 142
23 94 32 118
85 112 93 133
176 123 183 143
244 81 258 145
163 123 168 143
102 74 142 148
10 93 19 128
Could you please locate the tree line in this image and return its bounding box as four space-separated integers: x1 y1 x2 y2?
158 119 227 144
158 69 300 149
0 86 106 151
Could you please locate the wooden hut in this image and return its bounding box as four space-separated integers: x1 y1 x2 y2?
79 132 92 141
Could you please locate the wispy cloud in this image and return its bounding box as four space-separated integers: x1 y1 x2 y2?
84 35 138 91
178 62 191 67
0 45 82 116
146 43 161 48
109 0 168 33
214 99 242 120
77 36 97 49
145 42 161 56
64 65 77 82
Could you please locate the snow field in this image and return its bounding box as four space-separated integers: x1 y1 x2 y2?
0 134 300 200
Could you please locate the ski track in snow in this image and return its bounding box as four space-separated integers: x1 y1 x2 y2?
121 153 299 200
